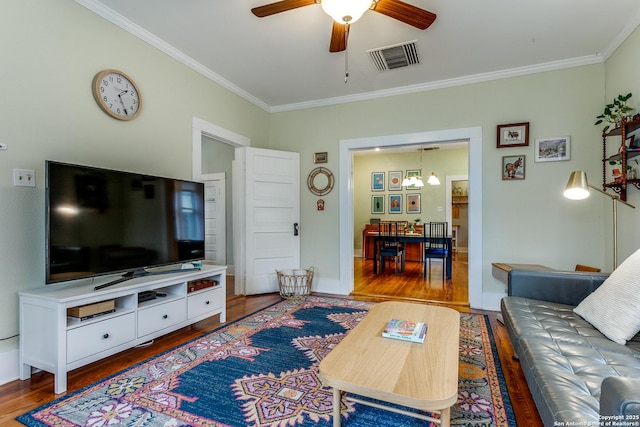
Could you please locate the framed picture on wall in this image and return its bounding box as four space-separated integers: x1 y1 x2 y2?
313 152 328 164
388 171 403 191
371 195 384 214
502 155 525 180
405 169 421 190
497 122 529 148
371 172 385 191
534 136 570 162
389 195 402 213
406 193 421 214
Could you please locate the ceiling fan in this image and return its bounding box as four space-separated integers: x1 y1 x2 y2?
251 0 436 53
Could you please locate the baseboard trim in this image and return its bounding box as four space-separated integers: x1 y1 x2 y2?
0 348 19 387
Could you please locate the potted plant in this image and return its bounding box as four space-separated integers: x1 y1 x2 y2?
595 93 633 132
609 157 639 180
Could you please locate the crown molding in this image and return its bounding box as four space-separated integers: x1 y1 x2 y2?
75 0 271 112
600 7 640 60
271 55 604 112
76 0 638 114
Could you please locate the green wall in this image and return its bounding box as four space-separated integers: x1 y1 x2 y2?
0 0 270 354
269 64 608 306
603 26 640 258
2 0 639 378
353 148 468 250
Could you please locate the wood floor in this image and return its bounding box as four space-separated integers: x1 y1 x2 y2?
0 274 542 427
353 253 469 307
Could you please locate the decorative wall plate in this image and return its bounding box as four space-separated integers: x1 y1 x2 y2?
307 167 334 196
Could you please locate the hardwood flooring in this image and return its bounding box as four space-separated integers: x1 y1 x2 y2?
0 273 542 427
353 253 469 307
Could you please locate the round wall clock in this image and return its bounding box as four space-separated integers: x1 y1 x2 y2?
92 69 142 121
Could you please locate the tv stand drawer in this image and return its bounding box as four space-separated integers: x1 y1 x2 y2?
137 299 186 337
188 286 223 319
67 313 136 363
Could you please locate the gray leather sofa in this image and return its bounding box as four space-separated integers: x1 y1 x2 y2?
500 269 640 427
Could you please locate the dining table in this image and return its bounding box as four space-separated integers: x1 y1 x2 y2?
369 231 453 277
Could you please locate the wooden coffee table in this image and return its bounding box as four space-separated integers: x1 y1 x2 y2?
319 301 460 427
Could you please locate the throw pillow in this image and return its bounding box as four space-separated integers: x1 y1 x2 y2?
574 249 640 345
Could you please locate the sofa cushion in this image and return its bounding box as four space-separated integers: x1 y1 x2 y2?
501 297 639 356
517 336 640 426
574 249 640 345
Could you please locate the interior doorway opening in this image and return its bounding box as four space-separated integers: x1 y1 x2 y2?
352 143 469 305
339 127 483 309
192 117 250 295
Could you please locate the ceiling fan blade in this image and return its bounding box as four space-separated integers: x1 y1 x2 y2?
329 22 349 52
371 0 436 30
251 0 317 17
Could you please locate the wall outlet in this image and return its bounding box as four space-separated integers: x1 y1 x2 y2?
13 169 36 187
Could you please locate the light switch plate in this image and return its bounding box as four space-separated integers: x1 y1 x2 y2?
13 169 36 187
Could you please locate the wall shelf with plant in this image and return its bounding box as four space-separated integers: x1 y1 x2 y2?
600 111 640 201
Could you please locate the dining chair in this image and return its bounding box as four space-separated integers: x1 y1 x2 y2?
378 221 406 275
423 221 449 281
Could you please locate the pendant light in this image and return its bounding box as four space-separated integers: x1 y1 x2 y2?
402 146 429 187
427 172 440 185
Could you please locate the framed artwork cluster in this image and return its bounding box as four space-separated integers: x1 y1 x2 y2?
497 122 571 180
370 171 422 214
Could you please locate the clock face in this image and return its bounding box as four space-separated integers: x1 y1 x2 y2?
93 70 142 120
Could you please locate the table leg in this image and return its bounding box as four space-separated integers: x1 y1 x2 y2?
373 238 378 274
446 239 452 278
440 407 451 427
332 388 342 427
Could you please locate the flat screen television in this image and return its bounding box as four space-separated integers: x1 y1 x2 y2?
46 161 205 288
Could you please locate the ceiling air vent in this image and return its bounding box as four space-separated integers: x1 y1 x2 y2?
367 41 419 72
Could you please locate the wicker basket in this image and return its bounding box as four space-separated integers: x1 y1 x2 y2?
276 267 315 300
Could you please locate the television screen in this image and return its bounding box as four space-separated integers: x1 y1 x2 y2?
46 161 205 284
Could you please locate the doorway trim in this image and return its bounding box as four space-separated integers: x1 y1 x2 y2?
192 117 249 181
192 117 250 294
339 127 483 309
446 174 469 252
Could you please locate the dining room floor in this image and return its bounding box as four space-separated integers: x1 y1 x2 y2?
352 252 469 307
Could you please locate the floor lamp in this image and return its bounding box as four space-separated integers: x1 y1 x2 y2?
563 170 635 269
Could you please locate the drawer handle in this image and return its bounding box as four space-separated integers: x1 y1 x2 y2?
205 301 210 305
163 314 168 319
102 333 109 339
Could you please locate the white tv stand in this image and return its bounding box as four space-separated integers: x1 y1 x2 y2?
19 264 226 394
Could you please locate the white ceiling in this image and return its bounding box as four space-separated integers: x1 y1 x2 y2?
78 0 640 112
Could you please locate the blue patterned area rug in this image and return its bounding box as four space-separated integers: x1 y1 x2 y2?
17 296 514 427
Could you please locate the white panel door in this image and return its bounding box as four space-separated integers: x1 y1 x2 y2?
243 147 300 295
202 173 225 266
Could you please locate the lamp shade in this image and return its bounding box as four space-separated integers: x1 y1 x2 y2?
407 176 424 187
321 0 372 24
427 172 440 185
563 170 590 200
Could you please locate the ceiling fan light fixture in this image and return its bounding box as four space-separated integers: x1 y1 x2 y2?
321 0 372 24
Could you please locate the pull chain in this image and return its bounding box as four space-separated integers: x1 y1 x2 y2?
344 24 350 83
344 48 349 83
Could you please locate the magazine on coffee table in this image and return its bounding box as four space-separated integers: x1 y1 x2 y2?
382 318 428 343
